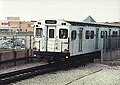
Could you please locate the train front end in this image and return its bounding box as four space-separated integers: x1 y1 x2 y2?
33 19 70 63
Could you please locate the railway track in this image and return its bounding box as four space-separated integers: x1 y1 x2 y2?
0 63 60 85
0 61 91 85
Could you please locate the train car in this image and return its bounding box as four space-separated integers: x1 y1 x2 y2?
33 19 120 63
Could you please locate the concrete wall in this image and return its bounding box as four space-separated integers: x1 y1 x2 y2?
0 50 34 69
101 49 120 61
0 50 32 62
0 51 14 61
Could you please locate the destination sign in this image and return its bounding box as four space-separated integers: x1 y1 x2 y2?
45 20 57 24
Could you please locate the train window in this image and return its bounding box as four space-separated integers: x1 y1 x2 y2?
101 31 104 38
91 31 94 39
49 29 54 38
86 30 90 39
59 29 68 39
36 28 43 38
112 31 116 37
116 31 118 37
71 30 77 40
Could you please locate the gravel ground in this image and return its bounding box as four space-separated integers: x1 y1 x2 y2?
0 61 47 74
12 63 120 85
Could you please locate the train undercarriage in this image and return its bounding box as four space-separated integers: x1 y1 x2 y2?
33 51 101 64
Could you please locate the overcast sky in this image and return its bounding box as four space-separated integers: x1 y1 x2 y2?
0 0 120 22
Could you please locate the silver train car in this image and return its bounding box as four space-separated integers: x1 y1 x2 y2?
33 19 120 63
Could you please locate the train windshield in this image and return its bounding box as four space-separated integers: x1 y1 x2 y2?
36 28 43 38
59 29 68 39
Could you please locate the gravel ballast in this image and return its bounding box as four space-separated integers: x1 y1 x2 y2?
13 63 120 85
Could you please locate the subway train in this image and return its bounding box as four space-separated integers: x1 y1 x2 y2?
33 19 120 63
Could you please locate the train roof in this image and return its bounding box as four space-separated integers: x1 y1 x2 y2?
65 20 120 28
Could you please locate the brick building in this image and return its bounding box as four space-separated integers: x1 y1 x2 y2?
0 17 35 32
10 21 34 32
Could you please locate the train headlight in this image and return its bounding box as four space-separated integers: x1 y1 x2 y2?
34 54 37 57
66 56 69 59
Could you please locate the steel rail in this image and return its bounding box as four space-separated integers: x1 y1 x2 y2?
0 64 59 85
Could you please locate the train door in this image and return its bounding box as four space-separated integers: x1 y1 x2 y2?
95 28 99 49
46 26 56 52
70 29 77 55
78 28 83 52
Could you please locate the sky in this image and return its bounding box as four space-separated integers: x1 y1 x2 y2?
0 0 120 22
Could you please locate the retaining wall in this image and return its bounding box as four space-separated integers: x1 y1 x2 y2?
0 49 34 69
101 49 120 62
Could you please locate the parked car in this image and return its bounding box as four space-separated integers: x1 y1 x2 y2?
0 38 25 49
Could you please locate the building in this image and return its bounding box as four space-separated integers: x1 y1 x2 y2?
0 17 35 32
10 21 34 32
104 22 120 26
